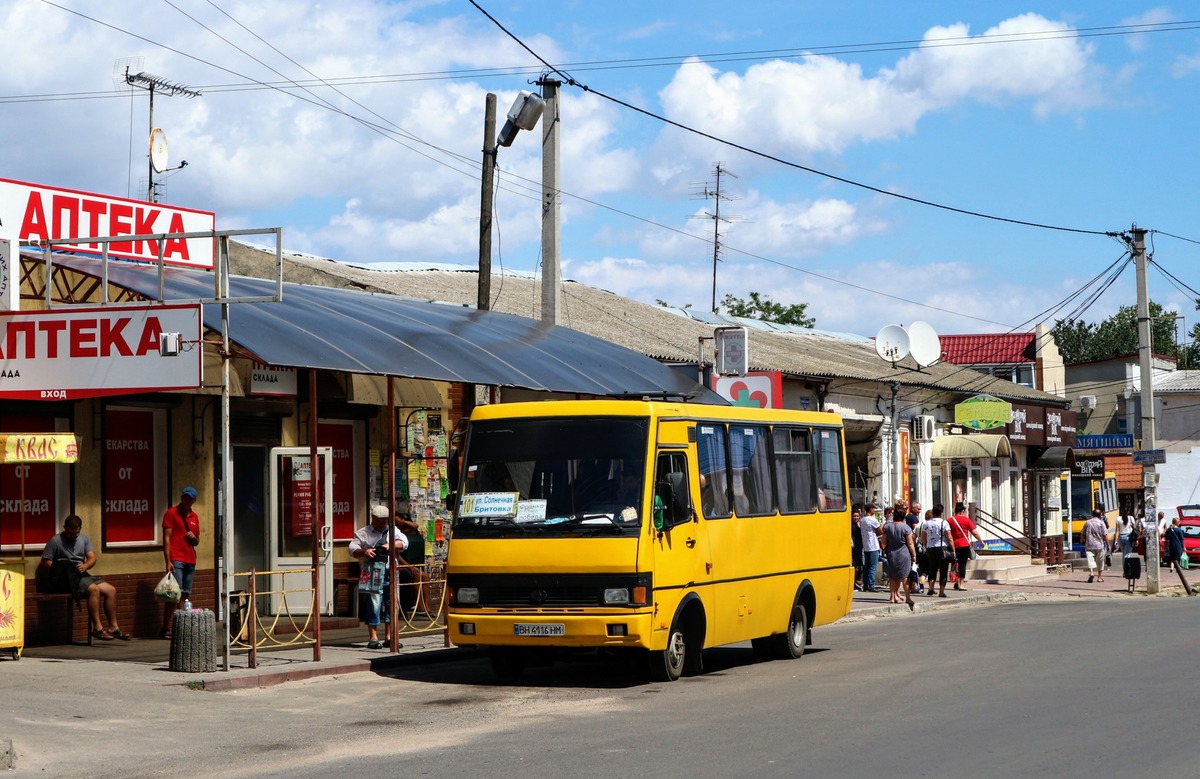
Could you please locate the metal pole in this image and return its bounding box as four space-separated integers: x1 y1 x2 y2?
1133 226 1161 593
309 369 322 659
147 84 156 202
219 236 234 671
539 78 561 324
889 382 900 507
388 378 400 653
479 93 496 312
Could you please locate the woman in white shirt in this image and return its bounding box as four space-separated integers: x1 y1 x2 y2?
919 503 954 598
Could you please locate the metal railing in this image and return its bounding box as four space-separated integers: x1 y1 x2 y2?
227 562 447 669
970 508 1034 557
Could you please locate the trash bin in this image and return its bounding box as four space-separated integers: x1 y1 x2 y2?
169 608 216 673
0 562 26 660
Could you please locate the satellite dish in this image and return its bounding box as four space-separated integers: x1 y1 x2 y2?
874 324 910 363
149 128 169 174
908 320 942 367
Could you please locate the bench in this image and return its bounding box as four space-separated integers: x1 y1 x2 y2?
27 590 93 646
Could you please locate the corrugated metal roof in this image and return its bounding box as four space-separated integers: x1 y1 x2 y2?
1152 370 1200 393
223 243 1066 406
43 254 723 401
940 333 1035 365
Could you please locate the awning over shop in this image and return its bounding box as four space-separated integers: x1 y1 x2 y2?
48 256 725 401
1028 446 1075 471
931 434 1012 459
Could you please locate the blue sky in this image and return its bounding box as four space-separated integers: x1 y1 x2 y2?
3 1 1199 339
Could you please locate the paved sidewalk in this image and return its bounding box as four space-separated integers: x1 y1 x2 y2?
6 562 1195 691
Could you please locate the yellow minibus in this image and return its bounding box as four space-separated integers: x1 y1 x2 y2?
445 399 853 681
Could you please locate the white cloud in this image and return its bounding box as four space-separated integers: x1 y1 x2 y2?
1121 8 1176 53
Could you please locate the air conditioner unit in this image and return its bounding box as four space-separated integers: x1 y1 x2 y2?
1079 395 1097 411
912 415 936 443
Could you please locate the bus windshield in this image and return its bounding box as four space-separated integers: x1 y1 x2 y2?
453 416 650 538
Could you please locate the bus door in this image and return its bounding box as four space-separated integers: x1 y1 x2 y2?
649 435 712 641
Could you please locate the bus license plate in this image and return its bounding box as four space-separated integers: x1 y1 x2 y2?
514 623 565 637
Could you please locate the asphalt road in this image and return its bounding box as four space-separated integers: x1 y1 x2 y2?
4 596 1195 778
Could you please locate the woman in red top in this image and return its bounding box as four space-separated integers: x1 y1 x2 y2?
947 502 983 591
160 486 201 638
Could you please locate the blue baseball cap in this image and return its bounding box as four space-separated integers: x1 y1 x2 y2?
181 486 198 500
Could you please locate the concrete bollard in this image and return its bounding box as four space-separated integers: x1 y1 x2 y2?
169 608 216 673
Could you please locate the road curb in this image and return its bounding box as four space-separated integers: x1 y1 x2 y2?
194 646 488 692
842 592 1031 622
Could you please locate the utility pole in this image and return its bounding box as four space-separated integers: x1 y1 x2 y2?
1133 225 1161 594
691 163 741 312
538 78 561 324
478 93 496 312
123 69 200 202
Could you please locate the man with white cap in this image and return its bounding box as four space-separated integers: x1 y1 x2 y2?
349 504 409 648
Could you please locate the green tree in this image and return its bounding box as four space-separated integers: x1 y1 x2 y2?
720 292 815 328
1052 301 1183 364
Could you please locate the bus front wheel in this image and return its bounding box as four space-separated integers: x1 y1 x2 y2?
648 622 687 682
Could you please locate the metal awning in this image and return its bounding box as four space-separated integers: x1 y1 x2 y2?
931 434 1012 459
1028 446 1075 471
47 256 724 401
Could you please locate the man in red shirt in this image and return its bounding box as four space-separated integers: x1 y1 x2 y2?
160 486 201 639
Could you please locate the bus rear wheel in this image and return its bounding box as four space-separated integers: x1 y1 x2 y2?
648 622 687 682
770 602 808 660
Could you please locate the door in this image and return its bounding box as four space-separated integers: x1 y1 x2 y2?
650 423 712 641
233 445 270 618
268 447 334 616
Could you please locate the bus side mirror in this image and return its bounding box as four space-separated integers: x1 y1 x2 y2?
445 491 458 512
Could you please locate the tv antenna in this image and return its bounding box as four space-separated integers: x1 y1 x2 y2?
690 162 744 312
120 65 201 202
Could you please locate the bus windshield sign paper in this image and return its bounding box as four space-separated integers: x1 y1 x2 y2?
0 305 202 399
0 178 216 270
459 492 519 518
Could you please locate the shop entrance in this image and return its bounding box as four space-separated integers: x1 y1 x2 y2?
268 447 334 616
232 445 270 616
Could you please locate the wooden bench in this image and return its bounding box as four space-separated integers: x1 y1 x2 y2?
26 590 93 646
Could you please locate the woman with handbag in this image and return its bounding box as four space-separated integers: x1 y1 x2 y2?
920 504 954 598
948 502 983 591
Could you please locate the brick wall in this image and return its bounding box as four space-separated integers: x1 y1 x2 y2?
24 569 216 644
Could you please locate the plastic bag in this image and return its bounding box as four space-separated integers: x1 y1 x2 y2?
1181 553 1190 570
155 571 182 602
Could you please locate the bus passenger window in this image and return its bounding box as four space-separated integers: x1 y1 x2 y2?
697 424 731 519
812 428 847 511
774 427 816 513
730 425 774 516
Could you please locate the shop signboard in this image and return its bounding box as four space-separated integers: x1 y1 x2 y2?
1131 449 1166 465
0 178 216 269
1044 408 1077 447
1075 434 1134 450
713 371 782 408
954 394 1013 430
0 304 201 400
1070 456 1106 478
1006 403 1046 446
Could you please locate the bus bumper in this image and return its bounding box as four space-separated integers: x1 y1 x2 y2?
448 610 654 649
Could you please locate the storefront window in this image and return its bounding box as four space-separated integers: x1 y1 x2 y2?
951 463 968 509
103 406 167 546
0 415 71 551
990 464 1002 521
932 470 944 508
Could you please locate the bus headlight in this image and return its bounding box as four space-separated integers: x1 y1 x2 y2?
603 588 630 605
456 587 480 605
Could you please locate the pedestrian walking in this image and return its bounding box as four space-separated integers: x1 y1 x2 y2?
947 502 983 591
1082 509 1110 583
859 503 881 592
920 503 954 597
883 503 917 609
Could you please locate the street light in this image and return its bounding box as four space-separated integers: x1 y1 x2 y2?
496 90 544 147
